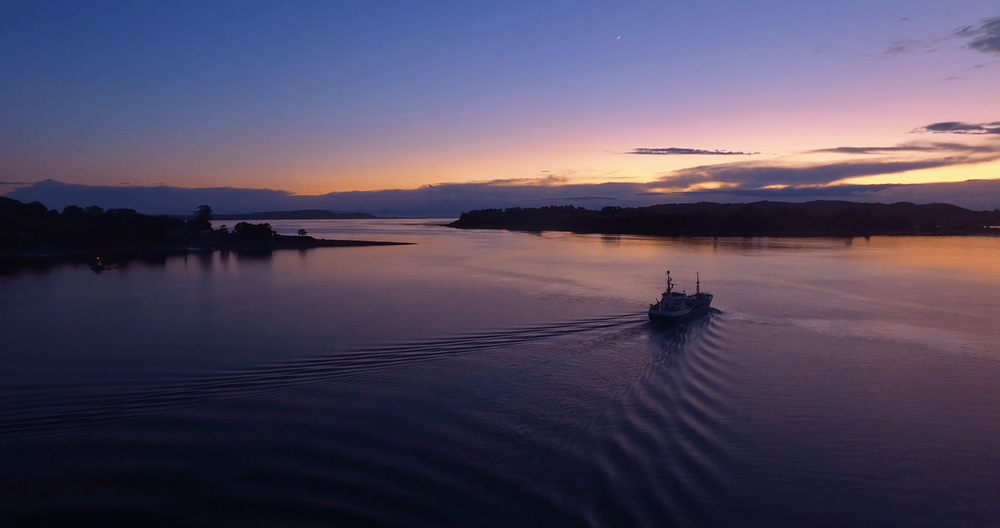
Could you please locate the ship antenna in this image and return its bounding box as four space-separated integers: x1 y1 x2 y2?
666 270 672 293
696 272 700 294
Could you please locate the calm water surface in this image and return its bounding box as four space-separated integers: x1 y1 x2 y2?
3 220 1000 526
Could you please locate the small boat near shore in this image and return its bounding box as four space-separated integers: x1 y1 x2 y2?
649 271 713 324
91 256 119 272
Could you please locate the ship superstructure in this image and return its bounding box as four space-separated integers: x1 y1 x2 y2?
648 271 713 324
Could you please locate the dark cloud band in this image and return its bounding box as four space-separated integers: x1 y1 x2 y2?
913 121 1000 134
811 142 1000 155
657 158 994 189
629 147 759 156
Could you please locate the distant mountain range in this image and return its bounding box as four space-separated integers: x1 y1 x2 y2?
7 178 1000 218
213 210 377 220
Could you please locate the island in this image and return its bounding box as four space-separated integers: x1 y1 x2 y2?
0 198 411 268
449 201 1000 237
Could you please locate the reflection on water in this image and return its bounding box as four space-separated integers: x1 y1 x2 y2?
2 221 1000 526
234 249 274 262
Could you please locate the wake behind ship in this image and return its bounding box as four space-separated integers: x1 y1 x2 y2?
649 271 713 324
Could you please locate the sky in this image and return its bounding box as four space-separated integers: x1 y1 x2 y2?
2 0 999 214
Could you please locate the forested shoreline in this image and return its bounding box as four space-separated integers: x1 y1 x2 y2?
0 197 407 261
449 201 1000 237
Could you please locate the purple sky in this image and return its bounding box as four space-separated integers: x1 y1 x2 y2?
2 1 998 213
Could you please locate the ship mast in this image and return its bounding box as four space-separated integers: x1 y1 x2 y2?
696 272 700 294
666 270 673 294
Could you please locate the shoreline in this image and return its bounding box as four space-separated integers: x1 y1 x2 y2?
448 223 1000 237
0 236 413 263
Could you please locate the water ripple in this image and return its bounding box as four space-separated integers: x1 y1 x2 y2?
1 311 745 527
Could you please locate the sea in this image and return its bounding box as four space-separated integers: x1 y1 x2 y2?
2 219 1000 527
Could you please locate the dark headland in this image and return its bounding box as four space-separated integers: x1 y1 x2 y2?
449 201 1000 237
0 198 410 266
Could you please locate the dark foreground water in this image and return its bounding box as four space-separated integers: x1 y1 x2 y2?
3 220 1000 526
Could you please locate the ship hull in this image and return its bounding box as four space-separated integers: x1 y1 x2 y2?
648 304 712 324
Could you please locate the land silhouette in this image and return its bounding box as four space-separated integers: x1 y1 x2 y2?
0 198 410 267
6 196 1000 268
450 201 1000 237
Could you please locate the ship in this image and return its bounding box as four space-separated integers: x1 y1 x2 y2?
648 271 713 324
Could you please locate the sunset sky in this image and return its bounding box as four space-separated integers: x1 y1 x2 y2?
2 0 999 207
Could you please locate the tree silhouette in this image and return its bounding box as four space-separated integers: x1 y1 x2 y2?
233 221 275 240
188 204 213 231
298 228 307 236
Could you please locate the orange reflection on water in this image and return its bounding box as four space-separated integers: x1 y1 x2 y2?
848 236 1000 278
543 233 1000 277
